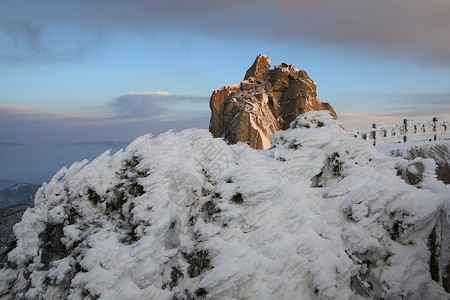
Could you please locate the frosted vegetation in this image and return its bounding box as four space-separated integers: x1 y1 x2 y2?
0 112 449 299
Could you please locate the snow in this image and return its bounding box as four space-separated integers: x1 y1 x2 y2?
1 111 449 299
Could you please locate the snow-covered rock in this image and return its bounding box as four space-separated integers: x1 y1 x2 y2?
379 140 450 184
1 111 449 299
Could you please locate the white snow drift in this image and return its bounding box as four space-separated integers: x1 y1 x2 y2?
0 111 449 299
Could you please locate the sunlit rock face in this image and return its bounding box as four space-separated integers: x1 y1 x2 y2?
209 54 338 149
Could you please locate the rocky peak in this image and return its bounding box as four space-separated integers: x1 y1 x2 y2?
209 55 338 149
243 54 271 82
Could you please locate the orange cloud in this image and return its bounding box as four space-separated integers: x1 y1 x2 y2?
0 104 96 121
338 113 401 129
128 91 170 96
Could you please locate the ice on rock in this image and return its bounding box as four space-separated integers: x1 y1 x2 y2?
0 111 449 299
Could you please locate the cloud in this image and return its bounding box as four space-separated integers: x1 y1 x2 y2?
1 0 450 64
335 91 450 128
129 92 170 96
107 92 209 120
369 92 450 118
0 93 210 144
390 92 450 106
382 107 450 119
340 109 450 130
338 112 399 129
0 104 96 121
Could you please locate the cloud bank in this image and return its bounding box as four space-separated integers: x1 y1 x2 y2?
108 92 208 120
1 0 450 64
365 92 450 118
0 93 210 144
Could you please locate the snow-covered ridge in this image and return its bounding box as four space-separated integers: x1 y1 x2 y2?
0 111 449 299
347 118 449 146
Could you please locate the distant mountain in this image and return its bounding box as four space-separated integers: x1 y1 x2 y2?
0 203 33 247
61 141 129 147
0 183 41 208
0 184 40 249
0 180 16 191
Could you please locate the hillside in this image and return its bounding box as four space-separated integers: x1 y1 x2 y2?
0 184 40 254
0 180 15 191
0 111 449 299
0 184 40 209
0 204 33 247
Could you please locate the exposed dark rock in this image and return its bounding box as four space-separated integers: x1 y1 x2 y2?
405 161 425 185
184 251 210 278
231 192 244 204
428 210 450 293
39 223 67 270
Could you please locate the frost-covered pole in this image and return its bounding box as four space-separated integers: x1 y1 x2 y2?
372 123 377 146
403 119 408 143
433 117 438 141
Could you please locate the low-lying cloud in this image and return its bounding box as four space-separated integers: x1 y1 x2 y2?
108 92 208 120
338 113 398 129
1 0 450 64
370 92 450 118
0 93 210 144
338 92 450 128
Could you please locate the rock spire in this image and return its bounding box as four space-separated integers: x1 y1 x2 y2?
209 54 338 149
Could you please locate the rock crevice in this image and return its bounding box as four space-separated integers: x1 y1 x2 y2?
209 54 338 149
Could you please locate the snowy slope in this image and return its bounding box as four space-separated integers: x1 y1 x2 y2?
377 140 450 184
1 111 449 299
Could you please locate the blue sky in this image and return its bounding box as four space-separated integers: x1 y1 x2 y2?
1 0 450 145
